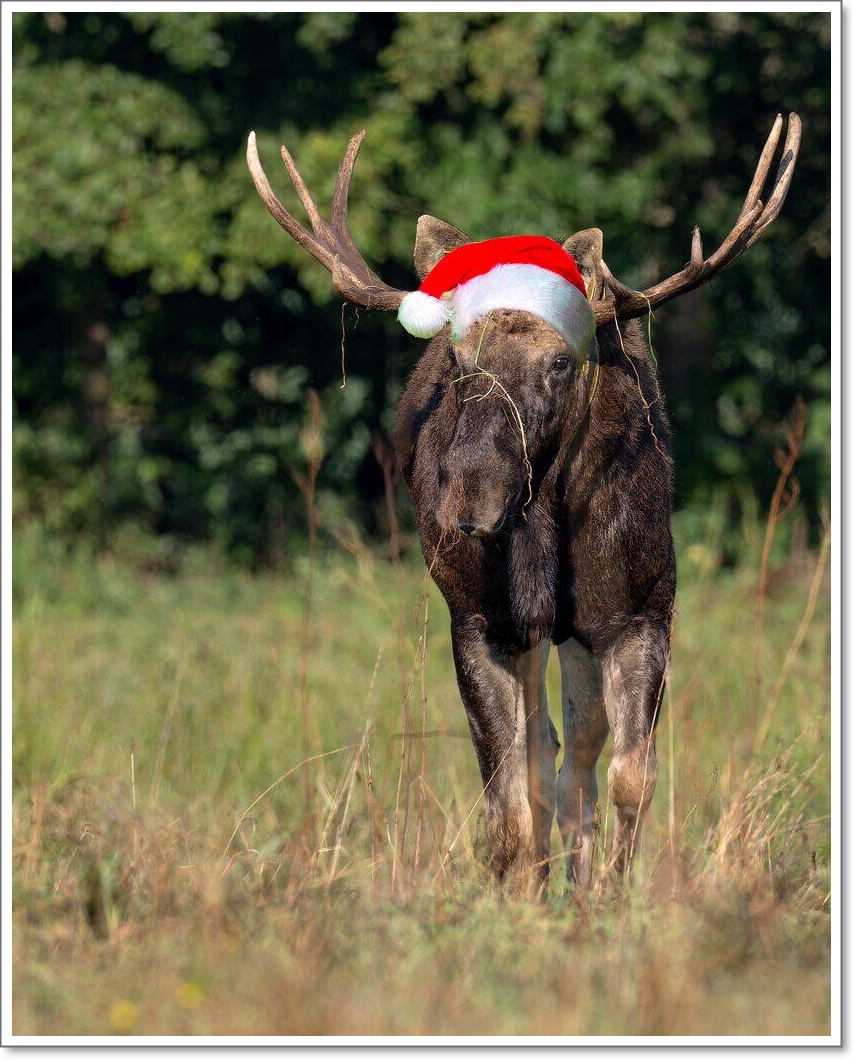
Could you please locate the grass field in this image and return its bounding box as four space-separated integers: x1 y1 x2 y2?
12 518 831 1037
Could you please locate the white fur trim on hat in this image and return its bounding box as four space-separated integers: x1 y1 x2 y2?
398 290 451 339
450 263 595 354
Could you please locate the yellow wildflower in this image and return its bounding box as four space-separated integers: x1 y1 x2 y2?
109 1000 139 1034
175 981 205 1010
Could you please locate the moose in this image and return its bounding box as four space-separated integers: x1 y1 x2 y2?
247 113 801 889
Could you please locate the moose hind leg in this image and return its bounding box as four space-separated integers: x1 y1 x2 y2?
556 639 608 887
602 619 669 877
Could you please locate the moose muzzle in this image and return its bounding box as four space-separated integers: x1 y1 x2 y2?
437 395 527 539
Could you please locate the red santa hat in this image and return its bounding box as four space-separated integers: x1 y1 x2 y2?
397 235 595 354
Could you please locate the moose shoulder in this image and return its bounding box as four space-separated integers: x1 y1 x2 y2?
246 114 801 892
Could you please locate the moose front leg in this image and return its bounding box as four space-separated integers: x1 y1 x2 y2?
602 618 669 877
521 640 558 881
451 617 556 887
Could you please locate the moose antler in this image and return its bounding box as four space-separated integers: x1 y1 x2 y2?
246 129 406 311
592 112 802 325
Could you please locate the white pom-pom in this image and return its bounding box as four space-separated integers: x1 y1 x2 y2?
397 290 450 339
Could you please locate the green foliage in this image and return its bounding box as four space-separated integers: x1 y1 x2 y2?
12 12 831 561
13 60 217 288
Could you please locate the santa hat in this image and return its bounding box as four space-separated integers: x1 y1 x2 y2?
397 235 595 354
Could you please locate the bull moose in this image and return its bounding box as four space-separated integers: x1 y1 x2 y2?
246 112 801 889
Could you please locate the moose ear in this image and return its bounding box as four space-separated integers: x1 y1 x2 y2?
563 228 605 302
413 215 470 281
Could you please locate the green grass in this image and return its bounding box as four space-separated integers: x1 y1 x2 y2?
12 524 831 1037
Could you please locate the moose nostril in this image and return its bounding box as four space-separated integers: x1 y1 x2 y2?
458 523 476 536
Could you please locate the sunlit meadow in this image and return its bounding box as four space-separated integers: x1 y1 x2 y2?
12 507 830 1036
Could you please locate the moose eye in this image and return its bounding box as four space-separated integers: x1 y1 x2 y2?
552 356 570 373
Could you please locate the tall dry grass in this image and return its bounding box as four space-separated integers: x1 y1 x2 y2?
11 403 830 1035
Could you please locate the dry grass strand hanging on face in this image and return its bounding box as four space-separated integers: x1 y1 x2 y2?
340 301 348 388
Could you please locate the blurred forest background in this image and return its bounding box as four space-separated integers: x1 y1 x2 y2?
13 11 831 565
